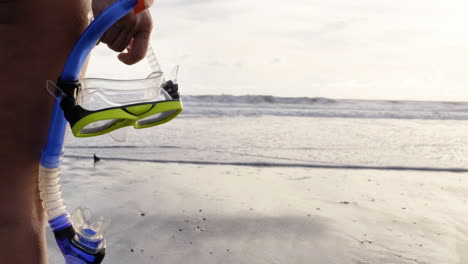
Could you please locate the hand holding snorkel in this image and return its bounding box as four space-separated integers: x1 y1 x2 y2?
39 0 181 263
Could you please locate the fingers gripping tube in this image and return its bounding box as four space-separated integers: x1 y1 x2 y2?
39 166 109 264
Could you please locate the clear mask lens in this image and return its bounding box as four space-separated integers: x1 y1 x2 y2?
80 72 163 111
80 119 125 134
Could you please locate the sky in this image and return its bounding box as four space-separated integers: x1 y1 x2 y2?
87 0 468 101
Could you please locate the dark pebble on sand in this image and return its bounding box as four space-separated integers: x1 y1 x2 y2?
203 217 207 221
339 201 350 205
141 213 145 216
199 209 203 212
130 249 134 252
316 208 321 210
179 229 183 232
401 207 407 210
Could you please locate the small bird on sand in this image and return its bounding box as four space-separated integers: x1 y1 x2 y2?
93 154 101 163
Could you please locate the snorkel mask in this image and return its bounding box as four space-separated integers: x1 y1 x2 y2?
38 1 180 263
50 46 182 138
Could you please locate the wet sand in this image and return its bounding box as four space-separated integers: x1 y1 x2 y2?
47 159 468 264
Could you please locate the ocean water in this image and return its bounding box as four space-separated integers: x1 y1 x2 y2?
66 95 468 170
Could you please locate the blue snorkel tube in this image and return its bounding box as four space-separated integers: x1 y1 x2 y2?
39 1 151 263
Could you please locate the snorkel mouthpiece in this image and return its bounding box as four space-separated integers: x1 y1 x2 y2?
53 208 108 264
72 207 110 252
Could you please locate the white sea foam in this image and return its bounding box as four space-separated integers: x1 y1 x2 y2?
181 95 468 120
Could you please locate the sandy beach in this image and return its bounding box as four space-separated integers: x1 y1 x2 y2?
49 161 468 264
47 100 468 264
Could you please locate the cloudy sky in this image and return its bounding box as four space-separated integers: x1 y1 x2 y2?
87 0 468 101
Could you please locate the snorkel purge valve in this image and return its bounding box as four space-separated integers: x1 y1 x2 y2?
38 1 180 263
